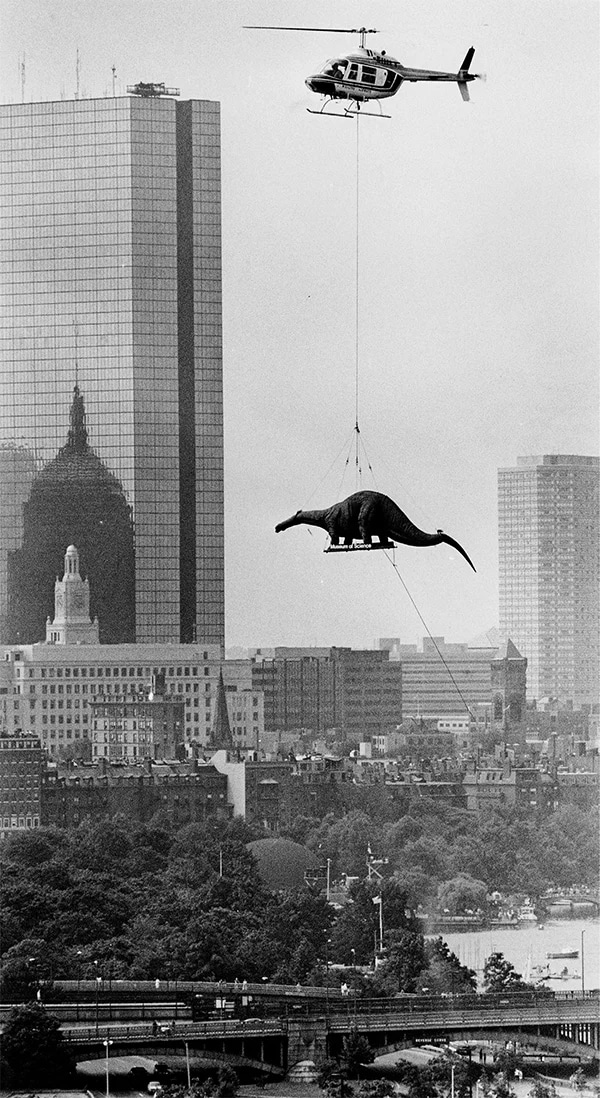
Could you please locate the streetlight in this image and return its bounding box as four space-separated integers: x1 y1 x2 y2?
581 930 585 993
325 939 332 1019
103 1038 113 1098
94 962 102 1036
350 949 357 1019
185 1040 191 1088
450 1062 456 1098
76 951 83 1022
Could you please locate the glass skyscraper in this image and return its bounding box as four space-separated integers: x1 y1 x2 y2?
0 92 224 648
498 455 599 707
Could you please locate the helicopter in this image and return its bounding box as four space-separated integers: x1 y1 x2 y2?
244 25 481 117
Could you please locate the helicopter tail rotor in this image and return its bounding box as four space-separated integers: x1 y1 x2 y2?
457 46 481 101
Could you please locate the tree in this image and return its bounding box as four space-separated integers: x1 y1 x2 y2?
405 1052 469 1098
357 1083 395 1098
437 875 488 916
483 952 524 993
569 1069 588 1094
0 1003 74 1085
493 1047 524 1079
422 938 477 995
374 928 426 993
480 1073 516 1098
527 1082 558 1098
342 1029 375 1078
0 956 37 1002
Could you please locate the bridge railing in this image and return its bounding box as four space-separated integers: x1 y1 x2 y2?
63 1018 285 1044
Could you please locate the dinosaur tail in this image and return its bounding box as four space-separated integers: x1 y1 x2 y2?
440 533 477 572
389 525 476 572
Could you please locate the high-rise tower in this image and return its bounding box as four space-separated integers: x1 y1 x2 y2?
498 455 599 706
0 90 224 648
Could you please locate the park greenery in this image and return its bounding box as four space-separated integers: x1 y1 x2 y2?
0 797 596 996
0 1002 75 1085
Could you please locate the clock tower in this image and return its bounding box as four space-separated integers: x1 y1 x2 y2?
46 545 99 645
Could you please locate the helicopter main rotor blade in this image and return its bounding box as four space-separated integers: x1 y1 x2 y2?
243 26 379 34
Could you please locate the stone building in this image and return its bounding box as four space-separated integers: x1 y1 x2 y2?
0 730 44 838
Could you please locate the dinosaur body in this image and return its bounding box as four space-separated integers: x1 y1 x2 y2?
275 490 476 571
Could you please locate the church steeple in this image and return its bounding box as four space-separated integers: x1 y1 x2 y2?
66 384 89 453
210 669 234 751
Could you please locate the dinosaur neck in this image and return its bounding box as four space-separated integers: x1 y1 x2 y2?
295 508 331 532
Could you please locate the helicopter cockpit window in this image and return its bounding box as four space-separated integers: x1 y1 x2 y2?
360 65 378 84
322 59 348 79
384 70 400 90
347 63 359 81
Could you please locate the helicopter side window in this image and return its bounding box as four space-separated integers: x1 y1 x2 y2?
347 63 359 81
360 65 378 85
383 71 400 91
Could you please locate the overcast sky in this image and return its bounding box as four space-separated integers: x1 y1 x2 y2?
1 0 598 651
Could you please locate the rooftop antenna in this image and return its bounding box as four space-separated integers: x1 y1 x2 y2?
75 48 81 99
18 53 26 102
111 65 117 96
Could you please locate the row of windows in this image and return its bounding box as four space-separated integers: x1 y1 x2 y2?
33 661 211 677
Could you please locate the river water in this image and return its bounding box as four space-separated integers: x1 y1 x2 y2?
440 917 599 991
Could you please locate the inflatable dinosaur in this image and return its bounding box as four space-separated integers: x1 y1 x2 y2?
275 489 476 571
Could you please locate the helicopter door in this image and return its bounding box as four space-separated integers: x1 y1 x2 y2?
359 64 378 85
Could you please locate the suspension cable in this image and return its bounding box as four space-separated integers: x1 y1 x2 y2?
383 551 474 716
354 116 361 487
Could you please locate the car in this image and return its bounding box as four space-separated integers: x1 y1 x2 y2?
147 1083 163 1095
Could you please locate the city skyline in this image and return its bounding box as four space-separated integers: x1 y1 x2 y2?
0 0 597 650
0 92 224 648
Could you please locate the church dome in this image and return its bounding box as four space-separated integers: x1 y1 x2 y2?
7 386 136 645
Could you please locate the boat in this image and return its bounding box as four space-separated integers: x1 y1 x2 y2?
517 903 537 922
546 949 578 959
547 967 580 981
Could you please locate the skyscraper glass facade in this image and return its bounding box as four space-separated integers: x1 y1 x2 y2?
498 455 599 706
0 94 224 648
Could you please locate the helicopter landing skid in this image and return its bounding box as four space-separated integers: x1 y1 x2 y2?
307 107 391 119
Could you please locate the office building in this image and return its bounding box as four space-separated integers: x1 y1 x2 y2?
251 647 402 739
90 672 185 761
498 455 599 706
0 88 224 648
394 636 499 720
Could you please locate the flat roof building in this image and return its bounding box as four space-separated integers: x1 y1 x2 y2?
498 455 599 706
0 730 44 838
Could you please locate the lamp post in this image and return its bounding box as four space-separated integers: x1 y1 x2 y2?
350 949 357 1019
450 1062 456 1098
76 951 83 1022
581 930 585 993
103 1038 113 1098
94 962 102 1036
325 939 331 1019
185 1040 191 1088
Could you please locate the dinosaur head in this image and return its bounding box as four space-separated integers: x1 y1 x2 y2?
275 510 302 533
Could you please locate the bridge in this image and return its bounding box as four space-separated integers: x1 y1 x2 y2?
59 990 599 1076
